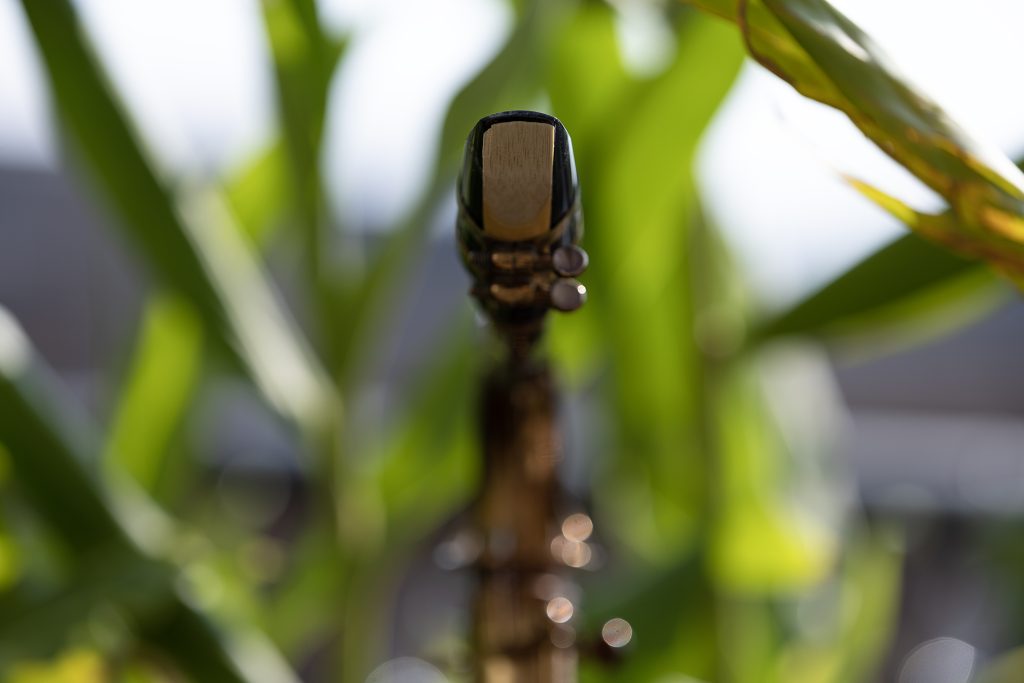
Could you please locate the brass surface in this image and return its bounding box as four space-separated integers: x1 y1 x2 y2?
474 365 576 683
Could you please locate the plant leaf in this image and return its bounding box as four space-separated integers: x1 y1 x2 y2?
551 11 745 561
0 549 175 669
709 359 838 592
756 232 992 340
0 308 132 554
685 0 1024 283
335 322 478 681
0 308 298 683
224 140 290 247
18 0 337 434
104 294 202 492
261 0 347 283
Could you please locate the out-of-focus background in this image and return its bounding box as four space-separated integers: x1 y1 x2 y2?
3 0 1024 681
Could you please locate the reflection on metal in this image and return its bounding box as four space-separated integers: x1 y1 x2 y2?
559 539 592 569
551 624 576 650
546 597 575 624
561 514 594 543
473 354 577 681
601 618 633 649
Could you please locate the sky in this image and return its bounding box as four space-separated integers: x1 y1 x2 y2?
1 0 1023 307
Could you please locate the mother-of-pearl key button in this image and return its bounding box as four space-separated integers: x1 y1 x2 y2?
552 245 588 277
550 279 587 312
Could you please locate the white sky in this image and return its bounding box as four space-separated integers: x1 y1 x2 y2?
1 0 1023 306
321 0 509 229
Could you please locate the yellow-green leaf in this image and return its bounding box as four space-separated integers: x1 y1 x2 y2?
104 294 202 492
686 0 1024 283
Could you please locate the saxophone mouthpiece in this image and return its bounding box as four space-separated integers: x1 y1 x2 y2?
456 111 587 325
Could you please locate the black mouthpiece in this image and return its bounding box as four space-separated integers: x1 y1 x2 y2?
456 111 587 329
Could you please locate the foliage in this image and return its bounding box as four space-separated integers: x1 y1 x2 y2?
685 0 1024 288
3 0 1021 681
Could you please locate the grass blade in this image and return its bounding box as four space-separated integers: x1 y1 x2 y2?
18 0 337 433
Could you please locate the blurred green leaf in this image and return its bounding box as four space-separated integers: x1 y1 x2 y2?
370 325 479 545
225 141 290 247
335 321 478 682
684 0 1024 284
830 531 903 683
580 556 719 682
0 309 298 683
543 2 630 151
177 190 338 434
337 321 479 561
260 321 479 680
757 232 993 340
261 0 346 283
7 647 105 683
0 309 131 554
709 359 837 593
551 11 745 561
18 0 337 435
0 548 174 669
104 294 202 492
261 0 343 177
0 533 20 592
